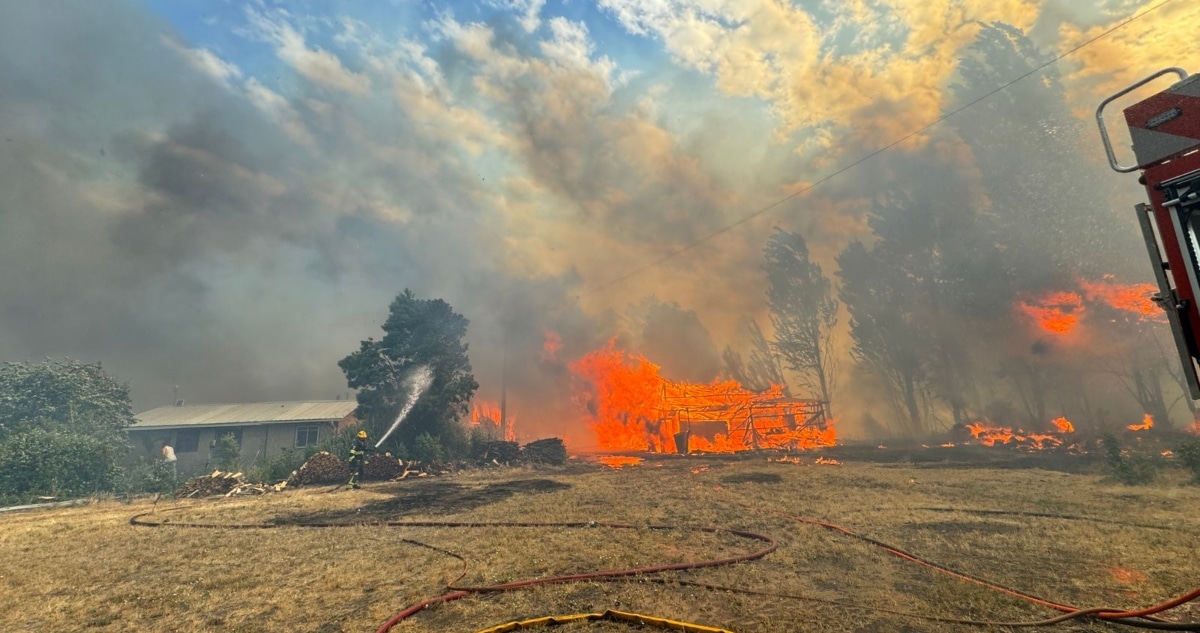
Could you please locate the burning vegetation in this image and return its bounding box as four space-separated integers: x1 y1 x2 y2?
471 401 516 442
1016 277 1161 336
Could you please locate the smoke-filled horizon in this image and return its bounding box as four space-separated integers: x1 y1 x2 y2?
2 0 1199 442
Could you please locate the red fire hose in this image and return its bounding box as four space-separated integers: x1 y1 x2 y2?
737 502 1200 628
130 506 1200 631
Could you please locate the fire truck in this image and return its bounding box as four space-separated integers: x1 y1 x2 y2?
1099 67 1200 399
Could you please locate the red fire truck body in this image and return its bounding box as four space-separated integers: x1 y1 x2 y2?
1100 68 1200 398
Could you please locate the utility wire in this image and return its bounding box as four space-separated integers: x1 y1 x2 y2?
580 0 1181 298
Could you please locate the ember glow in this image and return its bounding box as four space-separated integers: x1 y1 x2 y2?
1108 567 1149 585
541 329 562 362
1016 291 1083 335
597 456 643 469
571 341 836 453
1127 414 1154 432
471 400 516 442
965 417 1076 450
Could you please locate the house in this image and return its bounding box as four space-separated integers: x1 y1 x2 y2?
128 401 358 474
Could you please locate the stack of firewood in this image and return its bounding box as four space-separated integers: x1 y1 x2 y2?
482 441 520 464
519 438 568 466
174 471 288 498
363 454 405 480
288 451 351 486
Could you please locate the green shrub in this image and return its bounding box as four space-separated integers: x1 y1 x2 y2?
317 429 359 460
1101 434 1158 485
212 433 241 472
115 456 177 495
412 432 445 463
468 425 492 460
249 448 307 484
0 427 122 503
1177 438 1200 483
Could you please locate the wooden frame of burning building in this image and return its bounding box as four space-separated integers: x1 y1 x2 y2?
657 386 832 454
128 400 358 475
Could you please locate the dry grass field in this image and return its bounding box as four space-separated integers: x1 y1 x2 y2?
2 453 1199 633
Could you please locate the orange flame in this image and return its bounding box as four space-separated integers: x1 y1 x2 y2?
597 456 643 469
1127 414 1153 432
1188 420 1200 436
815 457 842 465
1017 291 1083 335
471 400 516 441
571 341 836 453
1051 417 1075 433
965 417 1075 450
1079 276 1163 322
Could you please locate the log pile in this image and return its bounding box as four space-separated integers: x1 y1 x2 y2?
363 454 405 481
519 438 568 466
482 441 520 464
174 471 288 498
288 451 351 486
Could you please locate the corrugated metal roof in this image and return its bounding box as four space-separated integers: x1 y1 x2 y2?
131 401 358 429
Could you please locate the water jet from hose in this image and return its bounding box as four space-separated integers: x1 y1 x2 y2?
375 366 433 449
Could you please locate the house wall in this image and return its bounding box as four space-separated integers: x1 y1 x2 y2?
130 421 337 476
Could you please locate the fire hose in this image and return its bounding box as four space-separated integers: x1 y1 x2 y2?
129 506 1200 632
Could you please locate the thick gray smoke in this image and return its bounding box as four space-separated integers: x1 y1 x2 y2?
0 1 1178 442
0 2 526 411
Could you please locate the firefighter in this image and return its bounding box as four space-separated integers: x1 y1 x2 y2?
347 430 373 489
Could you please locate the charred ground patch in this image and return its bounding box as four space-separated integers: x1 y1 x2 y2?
271 478 572 524
719 471 783 484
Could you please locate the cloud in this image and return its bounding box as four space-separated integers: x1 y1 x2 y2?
1056 1 1200 111
245 7 371 95
160 36 243 88
598 0 1042 161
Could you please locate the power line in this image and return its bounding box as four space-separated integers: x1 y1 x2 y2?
580 0 1180 298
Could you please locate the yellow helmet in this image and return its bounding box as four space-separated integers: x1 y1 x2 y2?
357 430 367 439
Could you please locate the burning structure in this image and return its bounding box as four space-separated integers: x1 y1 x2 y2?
571 341 835 454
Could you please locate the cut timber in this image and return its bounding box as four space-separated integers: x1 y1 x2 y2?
288 452 351 486
519 438 568 466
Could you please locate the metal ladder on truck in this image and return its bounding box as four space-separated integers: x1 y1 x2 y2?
1098 67 1200 399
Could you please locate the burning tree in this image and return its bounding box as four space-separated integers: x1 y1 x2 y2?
339 289 478 453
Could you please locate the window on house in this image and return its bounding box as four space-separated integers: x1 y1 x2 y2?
295 425 319 448
176 429 200 453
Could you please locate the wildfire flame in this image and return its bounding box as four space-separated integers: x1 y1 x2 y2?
1079 276 1163 322
965 417 1075 450
815 457 842 465
1051 417 1074 433
1017 291 1083 335
1188 420 1200 436
571 341 836 453
470 400 516 442
1016 277 1164 336
1127 414 1154 432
